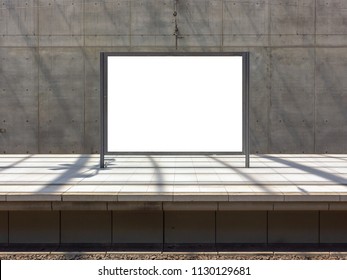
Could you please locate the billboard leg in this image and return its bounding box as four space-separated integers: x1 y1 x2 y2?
100 154 105 169
100 52 105 169
246 154 250 168
243 52 250 168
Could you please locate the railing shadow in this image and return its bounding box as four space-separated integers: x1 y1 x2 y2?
38 155 99 192
0 155 33 172
147 155 164 191
208 156 273 192
260 155 347 185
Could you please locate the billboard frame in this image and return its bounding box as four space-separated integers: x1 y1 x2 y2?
100 52 250 168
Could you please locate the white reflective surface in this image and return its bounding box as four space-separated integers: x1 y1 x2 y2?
107 56 243 152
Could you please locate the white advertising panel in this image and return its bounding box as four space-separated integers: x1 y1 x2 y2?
107 55 243 152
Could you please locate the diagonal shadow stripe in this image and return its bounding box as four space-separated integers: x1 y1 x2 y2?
260 155 347 185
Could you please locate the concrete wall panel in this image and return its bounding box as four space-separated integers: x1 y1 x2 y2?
316 48 347 153
38 0 83 46
84 0 130 47
165 211 215 243
269 48 315 153
270 0 315 46
177 0 222 47
268 211 319 243
0 211 8 244
1 0 347 154
39 48 84 153
0 0 38 47
9 211 59 243
113 211 163 243
0 48 39 153
223 0 269 47
61 211 111 243
131 0 174 47
216 211 267 243
84 47 101 153
249 47 270 153
316 0 347 46
83 46 132 153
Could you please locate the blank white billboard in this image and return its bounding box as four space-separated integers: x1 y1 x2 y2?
107 56 243 152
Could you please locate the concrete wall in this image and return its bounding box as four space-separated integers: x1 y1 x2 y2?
0 0 347 154
2 210 347 244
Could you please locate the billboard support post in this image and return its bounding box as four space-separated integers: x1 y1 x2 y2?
244 52 250 168
100 52 105 168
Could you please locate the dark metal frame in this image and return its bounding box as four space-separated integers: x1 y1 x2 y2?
100 52 250 168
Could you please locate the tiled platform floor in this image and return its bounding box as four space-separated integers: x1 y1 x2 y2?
1 154 347 203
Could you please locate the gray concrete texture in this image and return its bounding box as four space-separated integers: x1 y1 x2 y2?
0 0 347 153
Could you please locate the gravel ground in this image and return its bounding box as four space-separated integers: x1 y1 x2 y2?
1 253 347 260
2 245 347 260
